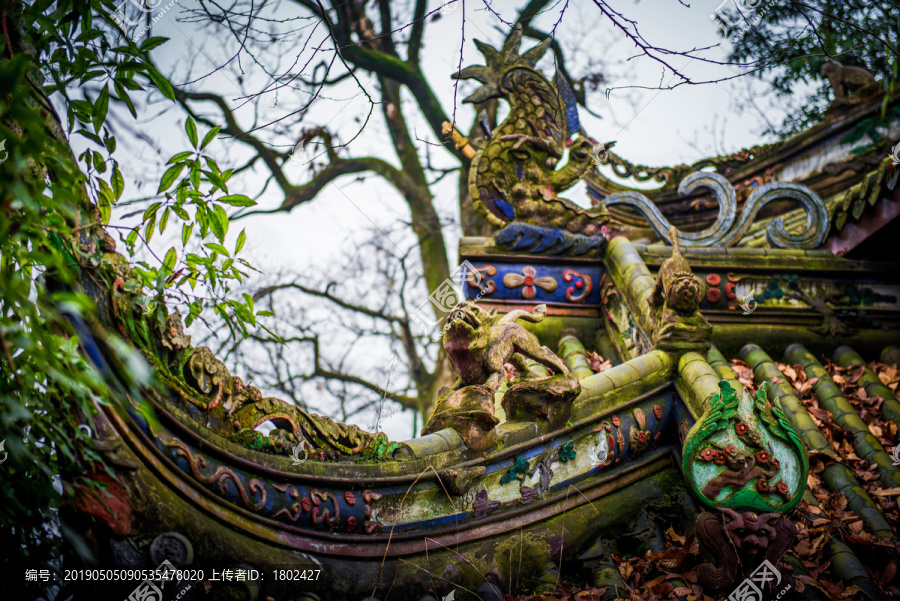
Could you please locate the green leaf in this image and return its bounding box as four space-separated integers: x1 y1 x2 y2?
115 76 144 91
162 247 177 273
114 81 137 118
235 229 246 253
140 37 169 52
186 117 198 148
176 182 188 204
144 63 175 101
98 192 111 224
158 163 185 193
186 253 208 265
210 204 228 241
257 310 275 317
143 202 162 222
167 151 193 165
182 222 193 246
218 194 256 207
92 84 110 131
111 165 125 200
92 151 107 173
145 212 157 242
159 207 170 233
80 70 105 83
201 126 221 149
205 242 230 257
204 156 220 174
98 180 115 220
205 169 223 191
190 164 201 190
76 128 103 145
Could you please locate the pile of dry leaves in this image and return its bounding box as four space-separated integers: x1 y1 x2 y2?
505 358 900 601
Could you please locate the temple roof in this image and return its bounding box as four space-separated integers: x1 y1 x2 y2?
584 93 900 254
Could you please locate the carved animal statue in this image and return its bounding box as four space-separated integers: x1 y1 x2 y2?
455 27 609 235
442 301 571 394
696 508 798 591
820 60 880 104
422 301 578 449
648 226 711 353
720 508 783 561
651 226 700 316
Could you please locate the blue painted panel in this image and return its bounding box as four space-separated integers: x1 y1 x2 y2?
461 261 605 306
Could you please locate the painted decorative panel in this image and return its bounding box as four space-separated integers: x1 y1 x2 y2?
461 261 604 306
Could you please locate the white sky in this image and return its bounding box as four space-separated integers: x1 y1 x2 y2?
84 0 811 440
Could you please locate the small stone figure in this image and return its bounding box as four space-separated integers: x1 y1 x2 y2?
649 226 711 353
820 60 882 120
422 302 580 449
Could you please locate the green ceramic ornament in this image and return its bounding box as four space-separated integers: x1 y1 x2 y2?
682 381 808 512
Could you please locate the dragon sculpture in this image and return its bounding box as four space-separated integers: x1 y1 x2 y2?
422 302 580 449
454 27 610 254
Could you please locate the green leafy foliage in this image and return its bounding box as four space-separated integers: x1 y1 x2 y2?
1 2 266 593
725 1 900 137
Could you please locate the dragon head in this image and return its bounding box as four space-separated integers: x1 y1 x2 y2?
442 301 499 349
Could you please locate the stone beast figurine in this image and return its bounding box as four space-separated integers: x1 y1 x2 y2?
422 302 580 449
820 60 881 120
650 227 711 353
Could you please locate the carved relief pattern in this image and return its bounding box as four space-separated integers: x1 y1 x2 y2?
157 432 387 533
563 269 593 303
682 381 808 513
467 264 497 295
162 434 267 511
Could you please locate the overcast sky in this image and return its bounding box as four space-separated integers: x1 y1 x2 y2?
84 0 813 440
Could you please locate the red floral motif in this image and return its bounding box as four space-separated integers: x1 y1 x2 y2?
344 491 356 506
363 490 382 503
757 478 770 492
699 448 716 461
725 282 737 299
776 481 789 495
301 497 312 512
503 266 557 300
653 405 663 420
772 458 781 468
756 451 770 464
612 416 620 427
735 422 749 435
706 274 721 286
707 288 722 303
347 516 357 531
725 444 737 455
713 451 727 465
